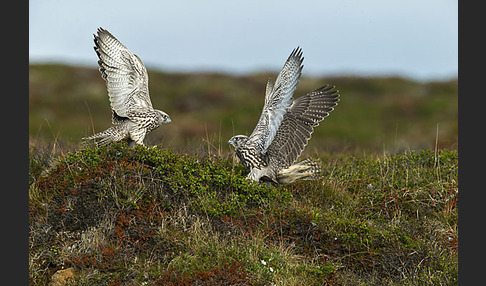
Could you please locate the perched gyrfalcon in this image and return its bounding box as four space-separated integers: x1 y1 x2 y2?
228 47 339 184
83 27 171 147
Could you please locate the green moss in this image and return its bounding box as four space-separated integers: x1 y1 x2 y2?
32 142 291 229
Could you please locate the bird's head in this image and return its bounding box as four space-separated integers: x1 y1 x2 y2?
155 110 171 125
228 135 248 149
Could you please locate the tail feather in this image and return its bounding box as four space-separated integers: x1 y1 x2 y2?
276 158 322 184
82 127 126 147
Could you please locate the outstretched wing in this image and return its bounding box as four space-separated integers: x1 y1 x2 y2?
94 27 153 120
266 84 340 168
248 47 304 153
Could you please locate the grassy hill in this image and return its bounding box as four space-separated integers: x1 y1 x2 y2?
29 143 457 285
29 64 458 285
29 64 458 153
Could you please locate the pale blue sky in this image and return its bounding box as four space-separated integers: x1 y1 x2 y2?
29 0 458 81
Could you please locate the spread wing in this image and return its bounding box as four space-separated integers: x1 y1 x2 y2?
266 85 340 168
248 47 304 153
94 27 153 121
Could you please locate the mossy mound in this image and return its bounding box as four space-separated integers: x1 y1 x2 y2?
29 144 457 285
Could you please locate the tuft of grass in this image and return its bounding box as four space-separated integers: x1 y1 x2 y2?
29 142 457 285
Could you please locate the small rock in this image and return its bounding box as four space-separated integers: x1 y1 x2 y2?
49 267 76 286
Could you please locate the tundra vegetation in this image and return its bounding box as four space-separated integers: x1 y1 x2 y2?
29 64 457 285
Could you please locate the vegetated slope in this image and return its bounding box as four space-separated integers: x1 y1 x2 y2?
29 64 458 153
29 143 458 285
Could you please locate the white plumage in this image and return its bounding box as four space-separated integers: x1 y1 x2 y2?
83 27 171 147
228 47 340 184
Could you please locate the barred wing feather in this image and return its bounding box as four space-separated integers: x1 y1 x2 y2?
248 47 304 153
267 85 339 168
94 28 153 120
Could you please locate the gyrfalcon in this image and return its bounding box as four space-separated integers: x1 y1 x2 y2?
228 47 339 184
83 27 171 147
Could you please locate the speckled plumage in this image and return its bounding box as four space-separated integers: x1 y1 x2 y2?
228 47 340 184
83 27 171 147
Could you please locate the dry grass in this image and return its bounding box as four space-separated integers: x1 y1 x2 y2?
29 64 457 284
29 142 457 285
